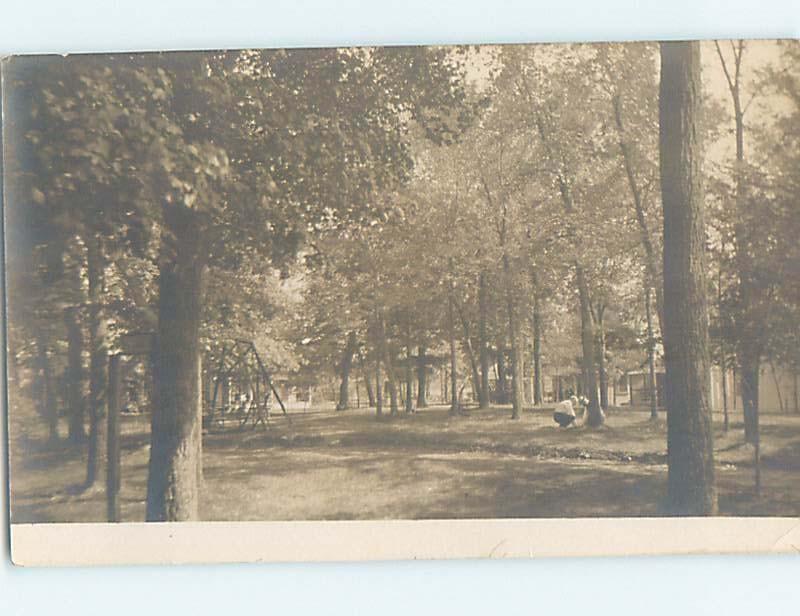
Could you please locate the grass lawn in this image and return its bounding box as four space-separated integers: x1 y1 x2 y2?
9 403 800 522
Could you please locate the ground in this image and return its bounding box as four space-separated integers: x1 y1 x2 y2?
9 403 800 522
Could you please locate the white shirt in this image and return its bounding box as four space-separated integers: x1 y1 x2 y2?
553 399 576 417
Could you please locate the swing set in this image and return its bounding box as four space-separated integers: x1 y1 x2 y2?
204 339 289 431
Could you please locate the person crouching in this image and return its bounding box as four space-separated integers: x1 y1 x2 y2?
553 395 578 428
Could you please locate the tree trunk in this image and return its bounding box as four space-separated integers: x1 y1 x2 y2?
377 315 399 416
453 297 482 404
384 349 400 416
416 343 427 408
718 262 730 431
375 349 383 417
532 284 544 406
596 307 609 411
405 339 414 413
146 207 205 522
721 356 730 430
503 254 524 420
509 317 525 419
64 306 86 443
732 81 760 444
740 355 759 444
85 234 108 488
496 342 507 405
646 286 659 420
336 331 357 411
660 40 716 515
478 271 491 409
576 266 604 426
448 293 459 415
715 42 761 459
359 352 376 407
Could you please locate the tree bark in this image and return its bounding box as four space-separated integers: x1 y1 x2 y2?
64 306 86 443
146 207 205 522
336 331 357 411
85 234 108 488
416 343 427 408
576 267 604 426
532 281 544 406
660 40 716 515
478 271 491 409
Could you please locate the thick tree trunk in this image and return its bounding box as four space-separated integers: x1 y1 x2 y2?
416 343 427 408
646 286 659 420
336 331 357 411
660 40 716 515
85 234 108 488
576 267 604 426
146 208 205 522
478 272 491 409
64 307 86 443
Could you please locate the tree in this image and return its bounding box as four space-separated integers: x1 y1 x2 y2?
7 46 473 519
659 41 716 515
714 40 762 444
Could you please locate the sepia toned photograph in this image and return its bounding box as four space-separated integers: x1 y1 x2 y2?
2 39 799 563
